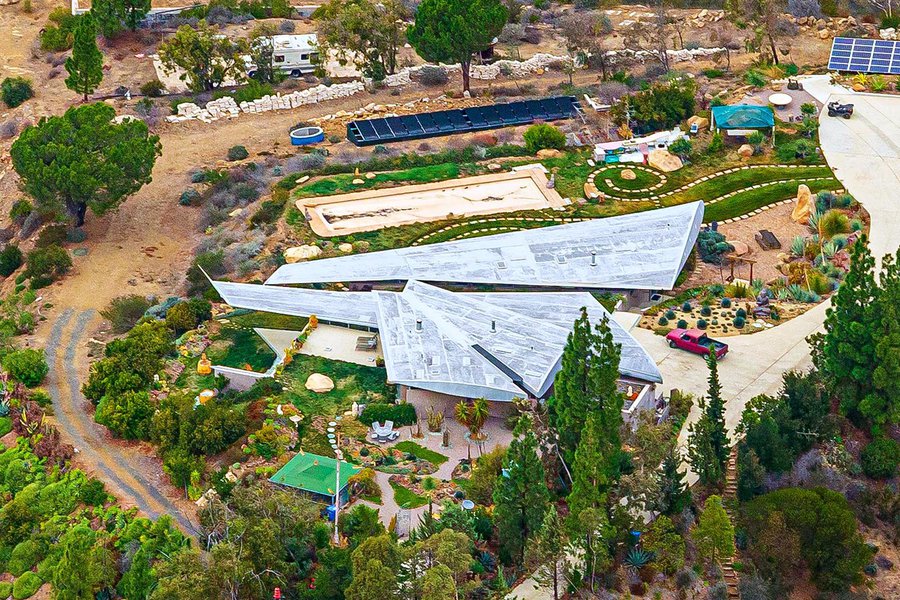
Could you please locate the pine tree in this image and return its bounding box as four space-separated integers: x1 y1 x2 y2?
493 418 550 566
869 250 900 434
658 445 690 515
65 13 104 101
692 495 735 566
687 350 729 487
548 310 623 465
567 413 609 517
819 236 880 422
526 505 568 600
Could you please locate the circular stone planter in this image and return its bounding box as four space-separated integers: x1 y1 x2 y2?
290 126 325 146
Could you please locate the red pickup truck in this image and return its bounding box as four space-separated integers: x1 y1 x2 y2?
665 328 728 359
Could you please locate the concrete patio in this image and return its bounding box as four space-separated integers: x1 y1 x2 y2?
298 323 383 366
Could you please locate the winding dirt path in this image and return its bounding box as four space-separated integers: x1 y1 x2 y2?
44 308 199 534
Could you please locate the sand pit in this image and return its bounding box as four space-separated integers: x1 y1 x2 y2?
298 169 568 237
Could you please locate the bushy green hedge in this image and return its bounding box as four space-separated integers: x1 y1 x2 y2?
0 246 23 278
1 78 34 109
8 540 43 577
24 245 71 289
358 403 416 427
861 437 899 479
12 571 41 600
523 123 566 154
2 349 49 387
0 581 11 599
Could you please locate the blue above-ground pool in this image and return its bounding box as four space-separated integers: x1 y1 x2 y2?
290 126 325 146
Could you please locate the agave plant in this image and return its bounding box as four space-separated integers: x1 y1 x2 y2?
455 397 489 441
425 406 444 433
787 283 806 301
624 548 653 572
790 236 806 257
822 241 838 259
807 208 822 234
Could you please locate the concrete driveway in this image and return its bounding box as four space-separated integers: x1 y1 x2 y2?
817 91 900 265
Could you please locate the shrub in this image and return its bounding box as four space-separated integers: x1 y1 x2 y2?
665 310 676 320
233 80 274 104
0 582 10 599
734 316 746 328
40 8 80 51
523 123 566 154
179 189 201 206
658 316 669 326
702 68 724 78
701 305 712 317
698 230 734 264
36 224 68 248
101 295 152 334
1 78 34 109
682 301 692 312
418 65 449 86
12 571 41 599
0 245 23 278
745 70 767 87
24 245 71 289
227 145 250 161
736 308 747 318
165 298 212 333
8 540 42 576
79 478 108 506
9 200 32 223
358 403 417 426
140 79 166 97
677 319 688 329
697 319 708 329
3 349 49 387
721 298 732 308
707 132 724 154
860 438 899 479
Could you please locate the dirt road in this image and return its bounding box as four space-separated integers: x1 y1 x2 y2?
45 308 199 534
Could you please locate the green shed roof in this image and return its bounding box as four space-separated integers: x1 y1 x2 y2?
711 105 775 129
269 451 361 497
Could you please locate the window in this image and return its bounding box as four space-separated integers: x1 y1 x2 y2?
301 53 309 61
274 55 285 63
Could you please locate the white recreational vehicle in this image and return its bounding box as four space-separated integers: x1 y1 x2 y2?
247 34 320 78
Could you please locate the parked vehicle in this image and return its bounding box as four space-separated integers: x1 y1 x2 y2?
247 34 320 78
665 328 729 359
827 101 854 119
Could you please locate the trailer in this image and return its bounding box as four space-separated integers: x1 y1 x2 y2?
248 34 320 78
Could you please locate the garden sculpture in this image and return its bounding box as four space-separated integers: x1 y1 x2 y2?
753 290 772 319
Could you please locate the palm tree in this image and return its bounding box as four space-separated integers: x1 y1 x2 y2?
421 475 438 515
455 397 489 441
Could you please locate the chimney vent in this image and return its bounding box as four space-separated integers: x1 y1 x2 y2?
490 320 497 333
415 319 423 332
590 251 597 267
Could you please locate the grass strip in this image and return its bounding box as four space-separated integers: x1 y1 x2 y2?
393 441 449 466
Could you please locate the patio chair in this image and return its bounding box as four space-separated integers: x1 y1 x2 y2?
356 335 378 351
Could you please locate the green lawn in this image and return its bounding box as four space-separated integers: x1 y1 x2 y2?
390 481 428 509
593 166 662 191
703 177 841 222
296 163 462 198
393 441 449 466
659 165 834 205
225 310 309 331
205 327 277 372
281 354 395 418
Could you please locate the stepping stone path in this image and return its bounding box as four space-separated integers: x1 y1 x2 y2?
722 447 741 599
587 164 668 199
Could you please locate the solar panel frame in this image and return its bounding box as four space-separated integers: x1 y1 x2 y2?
828 36 900 74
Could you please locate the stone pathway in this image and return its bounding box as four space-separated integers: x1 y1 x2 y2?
722 448 741 599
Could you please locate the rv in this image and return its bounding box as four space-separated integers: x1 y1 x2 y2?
247 34 320 78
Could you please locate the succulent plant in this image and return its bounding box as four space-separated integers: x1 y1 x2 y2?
624 548 653 572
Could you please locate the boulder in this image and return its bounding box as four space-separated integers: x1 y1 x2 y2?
352 178 365 185
305 373 335 393
620 168 637 181
738 144 754 159
647 148 683 172
338 243 353 253
731 240 750 256
536 148 563 158
584 182 599 199
792 184 813 223
284 245 322 263
687 115 710 129
818 28 832 40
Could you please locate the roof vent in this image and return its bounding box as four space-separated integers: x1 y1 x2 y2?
556 255 567 264
496 261 507 270
490 320 497 333
590 250 597 267
415 319 423 332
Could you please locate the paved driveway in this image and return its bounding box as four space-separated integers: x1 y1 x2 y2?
817 91 900 265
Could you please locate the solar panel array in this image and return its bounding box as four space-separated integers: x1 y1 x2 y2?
827 37 900 74
346 96 582 146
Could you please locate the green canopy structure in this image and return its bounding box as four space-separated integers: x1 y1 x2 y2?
710 105 776 144
270 451 362 504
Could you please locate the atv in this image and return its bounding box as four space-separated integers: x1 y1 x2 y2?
827 101 854 119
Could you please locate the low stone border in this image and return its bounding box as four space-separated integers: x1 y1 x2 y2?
587 164 667 194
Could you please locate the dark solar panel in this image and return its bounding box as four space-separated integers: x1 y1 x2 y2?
828 36 900 74
345 96 582 145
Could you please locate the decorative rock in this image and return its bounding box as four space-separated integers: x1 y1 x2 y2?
365 172 376 179
352 178 365 185
338 243 353 253
284 245 322 263
731 240 750 256
536 148 563 158
584 182 599 199
792 184 813 223
647 149 683 172
687 115 710 129
305 373 335 393
296 175 310 185
738 144 754 159
487 163 502 171
620 168 637 181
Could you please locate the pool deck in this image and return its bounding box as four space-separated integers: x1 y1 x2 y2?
297 324 383 366
297 168 567 237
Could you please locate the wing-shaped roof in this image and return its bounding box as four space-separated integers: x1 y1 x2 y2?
265 202 704 290
210 279 662 402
